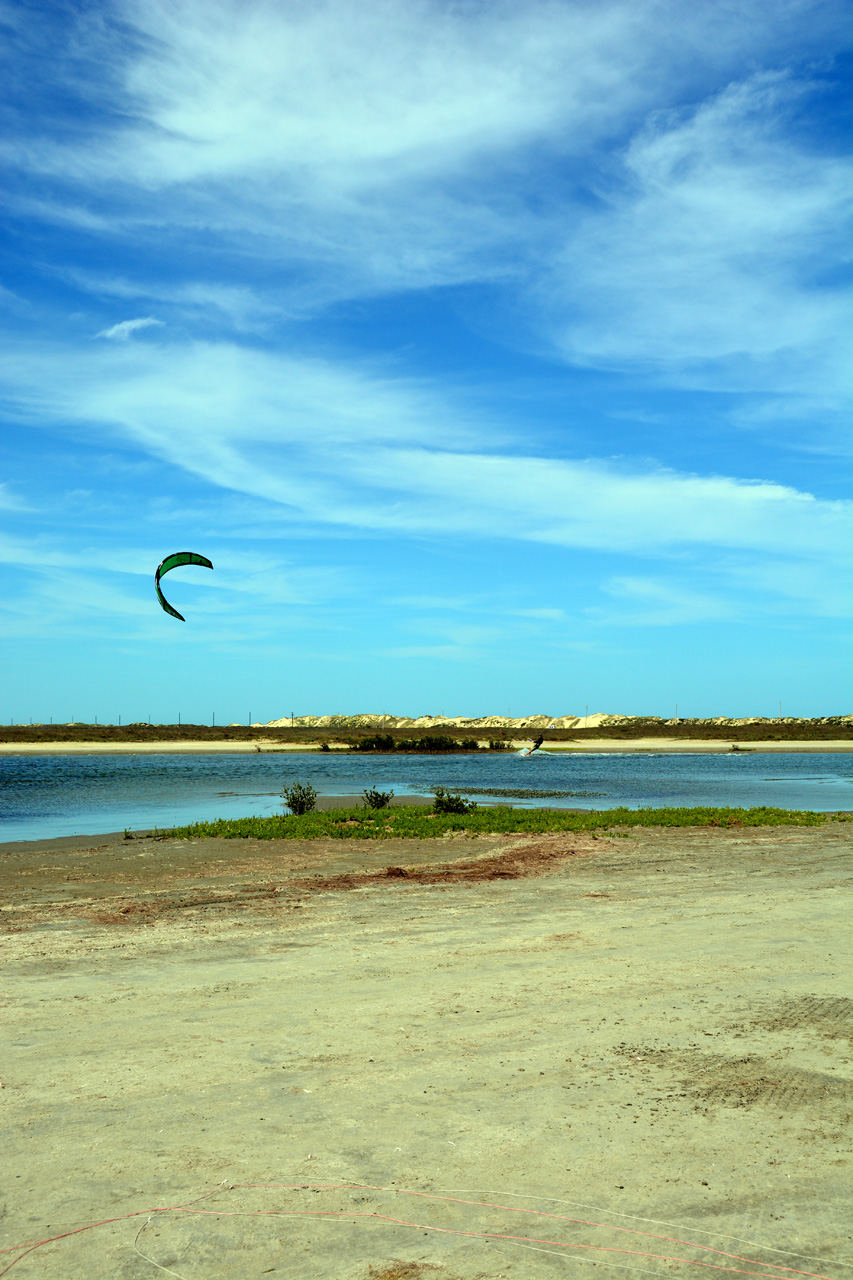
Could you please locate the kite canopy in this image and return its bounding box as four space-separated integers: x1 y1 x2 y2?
155 551 213 622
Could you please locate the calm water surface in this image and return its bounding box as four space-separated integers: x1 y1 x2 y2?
1 750 851 842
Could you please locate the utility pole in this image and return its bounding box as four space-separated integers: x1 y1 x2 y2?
675 703 678 721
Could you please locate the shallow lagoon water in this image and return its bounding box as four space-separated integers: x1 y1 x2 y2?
1 750 851 842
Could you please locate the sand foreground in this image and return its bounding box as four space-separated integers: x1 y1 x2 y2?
2 824 851 1278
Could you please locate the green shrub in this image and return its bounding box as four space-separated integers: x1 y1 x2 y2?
432 786 477 815
363 786 395 809
354 733 481 753
488 738 510 750
397 734 460 752
281 781 317 814
353 734 395 752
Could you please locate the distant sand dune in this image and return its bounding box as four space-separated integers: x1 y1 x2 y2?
263 711 852 730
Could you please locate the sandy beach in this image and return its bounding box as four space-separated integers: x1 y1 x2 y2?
2 737 852 754
2 821 851 1278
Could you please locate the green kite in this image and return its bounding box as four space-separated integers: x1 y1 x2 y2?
155 552 213 622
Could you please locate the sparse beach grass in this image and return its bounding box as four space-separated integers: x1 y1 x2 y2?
164 803 844 841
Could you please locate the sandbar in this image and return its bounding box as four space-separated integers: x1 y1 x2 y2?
2 822 850 1277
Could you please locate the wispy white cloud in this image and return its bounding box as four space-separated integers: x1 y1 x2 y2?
0 334 486 452
16 1 657 185
541 72 852 399
0 483 27 511
69 271 277 332
8 0 849 348
0 531 167 574
514 608 565 621
2 337 849 575
0 283 26 310
0 522 362 644
595 575 735 627
0 536 68 569
344 445 851 562
381 644 484 661
392 594 481 612
8 0 637 308
719 556 852 619
95 316 164 340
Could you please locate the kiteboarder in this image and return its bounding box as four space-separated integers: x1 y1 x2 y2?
531 734 545 753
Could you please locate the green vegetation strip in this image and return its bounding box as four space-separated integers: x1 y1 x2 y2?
454 787 606 798
163 805 847 842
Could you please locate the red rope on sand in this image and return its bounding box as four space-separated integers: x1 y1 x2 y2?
233 1177 835 1280
164 1205 840 1280
0 1188 223 1277
0 1182 843 1280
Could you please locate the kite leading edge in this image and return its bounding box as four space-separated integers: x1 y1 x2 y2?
155 551 213 622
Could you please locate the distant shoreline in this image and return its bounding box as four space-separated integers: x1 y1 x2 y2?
2 737 852 754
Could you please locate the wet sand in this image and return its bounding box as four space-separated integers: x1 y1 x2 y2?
2 824 851 1278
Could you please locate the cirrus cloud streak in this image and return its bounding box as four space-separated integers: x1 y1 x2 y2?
2 337 848 577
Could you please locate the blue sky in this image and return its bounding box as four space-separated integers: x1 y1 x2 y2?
1 0 851 724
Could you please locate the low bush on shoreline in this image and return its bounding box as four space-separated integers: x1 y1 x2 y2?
432 786 477 814
353 733 483 752
163 804 840 842
281 781 317 814
362 786 395 809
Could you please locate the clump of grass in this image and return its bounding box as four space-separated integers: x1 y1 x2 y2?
433 786 477 815
363 786 395 809
163 804 839 842
281 781 317 815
